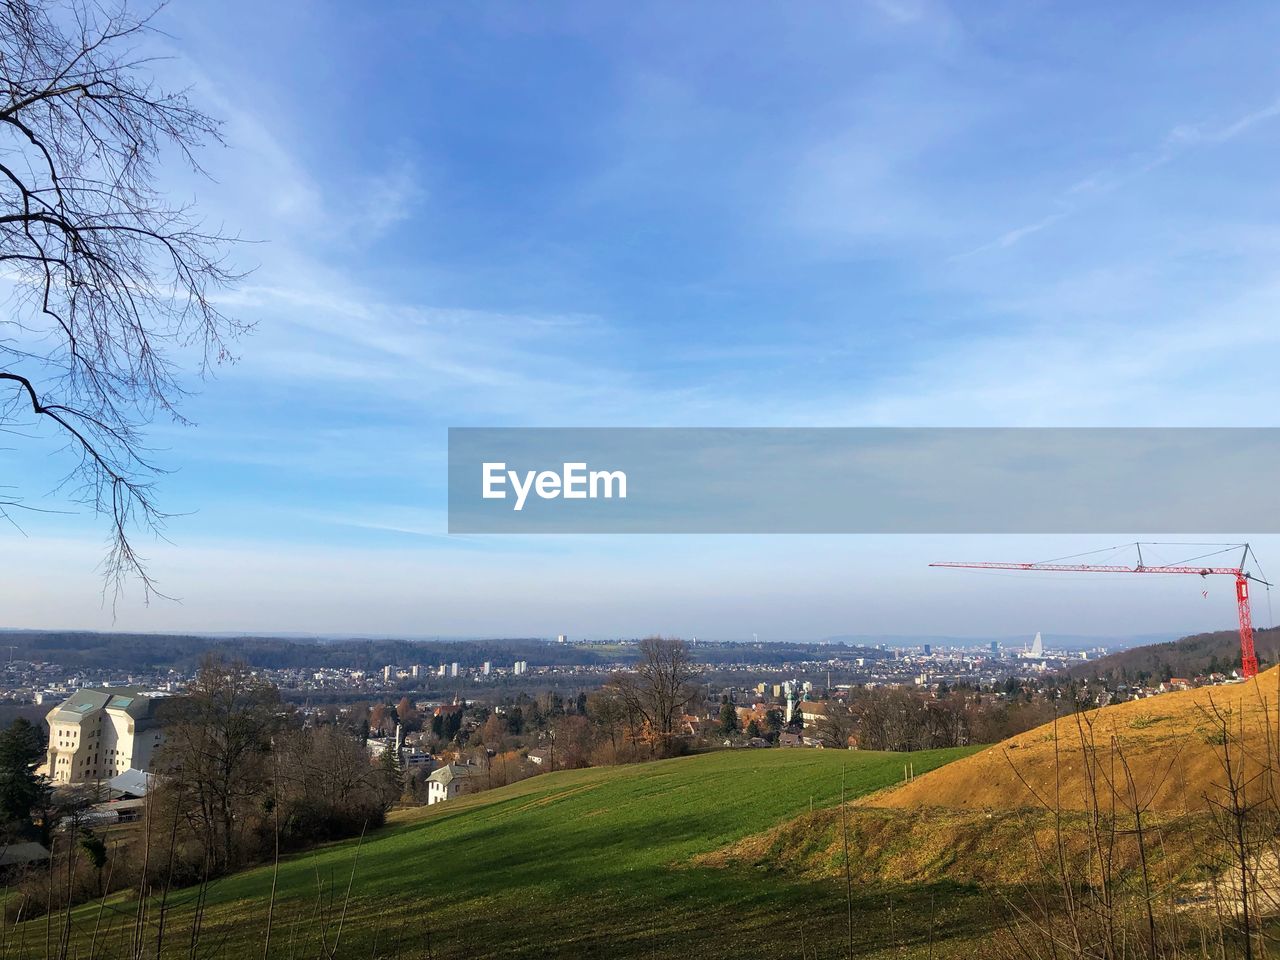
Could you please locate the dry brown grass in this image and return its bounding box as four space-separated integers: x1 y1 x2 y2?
858 668 1280 814
697 670 1280 958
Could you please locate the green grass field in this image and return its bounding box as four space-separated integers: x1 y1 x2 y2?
35 747 981 959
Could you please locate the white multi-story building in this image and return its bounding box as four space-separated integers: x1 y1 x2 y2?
43 689 166 785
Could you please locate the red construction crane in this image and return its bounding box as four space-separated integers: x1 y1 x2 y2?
931 542 1271 679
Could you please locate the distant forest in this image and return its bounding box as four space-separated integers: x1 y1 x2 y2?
1067 625 1280 684
0 631 580 671
0 631 885 672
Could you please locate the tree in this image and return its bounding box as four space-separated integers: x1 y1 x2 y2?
586 692 626 759
814 702 857 750
480 713 506 750
0 718 46 836
396 697 419 731
552 715 593 769
80 829 109 895
745 719 762 739
271 726 396 841
443 708 463 742
377 746 404 800
718 702 739 737
764 709 785 736
158 657 282 872
608 637 699 756
506 706 525 735
0 0 245 596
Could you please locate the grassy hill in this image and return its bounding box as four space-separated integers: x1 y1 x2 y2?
697 672 1280 956
1066 625 1280 682
31 747 978 960
863 667 1280 814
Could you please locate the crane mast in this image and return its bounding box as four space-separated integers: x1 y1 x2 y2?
931 544 1269 679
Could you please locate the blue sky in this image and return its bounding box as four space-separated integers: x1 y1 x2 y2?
5 0 1280 638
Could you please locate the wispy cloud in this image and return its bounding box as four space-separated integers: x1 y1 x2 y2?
953 211 1067 260
1169 97 1280 145
961 96 1280 257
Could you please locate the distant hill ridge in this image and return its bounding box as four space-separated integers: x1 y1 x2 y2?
1066 625 1280 682
0 629 883 671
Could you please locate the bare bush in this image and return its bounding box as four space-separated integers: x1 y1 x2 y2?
992 680 1280 959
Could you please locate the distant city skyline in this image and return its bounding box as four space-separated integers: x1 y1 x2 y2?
4 2 1280 635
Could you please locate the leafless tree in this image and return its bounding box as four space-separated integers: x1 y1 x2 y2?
0 0 246 598
608 636 699 756
814 701 857 749
587 689 627 760
273 725 398 838
156 657 281 873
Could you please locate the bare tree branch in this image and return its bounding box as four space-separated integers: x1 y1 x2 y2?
0 0 247 602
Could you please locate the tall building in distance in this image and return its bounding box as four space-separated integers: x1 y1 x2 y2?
513 660 528 676
482 661 492 676
449 662 459 678
43 689 166 785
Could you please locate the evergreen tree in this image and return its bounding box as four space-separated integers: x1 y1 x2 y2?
80 830 109 895
764 709 785 735
0 718 46 837
507 707 525 735
378 744 404 798
717 703 739 736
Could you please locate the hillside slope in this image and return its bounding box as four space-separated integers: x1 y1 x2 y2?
699 804 1209 888
38 747 978 960
864 667 1280 814
700 673 1280 900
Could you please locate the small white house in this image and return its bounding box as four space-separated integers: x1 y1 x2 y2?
426 762 480 805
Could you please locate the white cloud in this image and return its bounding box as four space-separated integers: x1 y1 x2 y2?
966 95 1280 255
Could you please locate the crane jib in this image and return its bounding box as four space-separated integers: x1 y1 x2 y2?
931 554 1263 680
